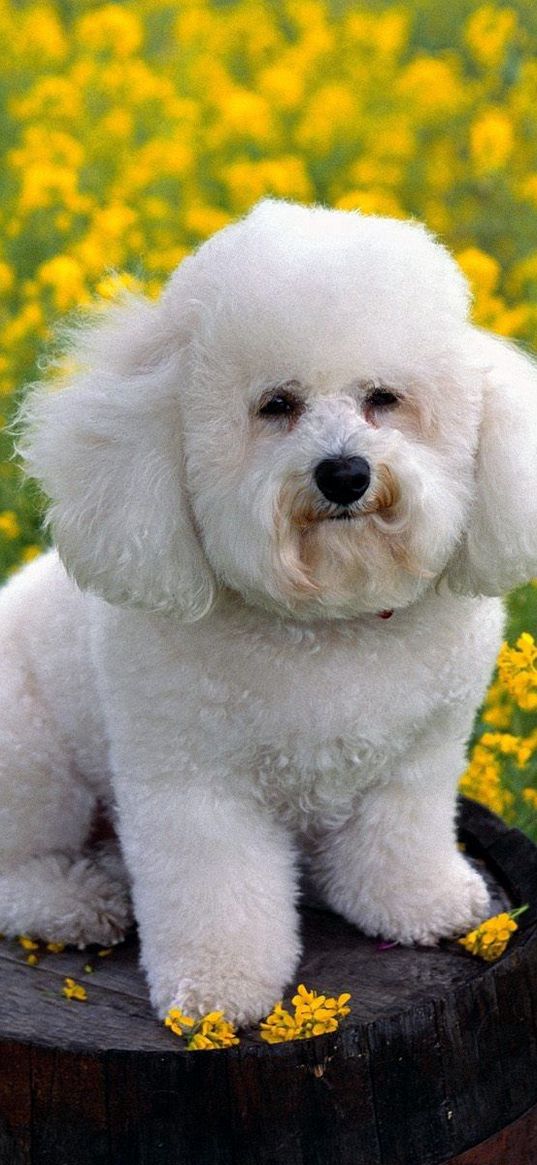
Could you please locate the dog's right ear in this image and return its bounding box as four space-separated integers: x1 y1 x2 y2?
18 286 216 619
445 328 537 596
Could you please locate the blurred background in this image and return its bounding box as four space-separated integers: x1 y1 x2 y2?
0 0 536 835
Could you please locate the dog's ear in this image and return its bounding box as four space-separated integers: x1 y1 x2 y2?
19 291 215 619
446 329 537 595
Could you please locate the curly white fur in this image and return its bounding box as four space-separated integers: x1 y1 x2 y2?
2 199 537 1023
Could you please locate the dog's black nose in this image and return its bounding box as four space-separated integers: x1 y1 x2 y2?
314 455 371 506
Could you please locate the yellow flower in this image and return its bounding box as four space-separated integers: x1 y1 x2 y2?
164 1006 239 1049
481 678 514 730
397 56 465 115
184 205 232 240
458 907 527 961
522 788 537 809
212 88 274 146
164 1007 196 1037
507 250 537 297
456 247 500 298
18 163 87 215
74 205 138 274
76 7 143 58
37 255 88 312
62 977 87 1001
497 634 537 712
3 303 45 350
95 272 143 302
465 6 517 68
371 10 409 57
100 108 133 141
19 546 42 566
12 76 82 123
0 262 14 293
259 1001 300 1044
10 124 84 173
335 189 406 218
285 0 333 58
458 741 515 818
26 953 39 966
296 85 357 153
222 157 313 213
46 941 65 953
18 935 39 951
454 244 529 335
187 1011 239 1050
258 61 305 111
344 10 408 58
348 158 404 189
19 7 67 63
260 984 351 1044
0 511 21 540
125 139 194 191
480 731 534 767
470 109 514 172
145 247 189 277
519 176 537 210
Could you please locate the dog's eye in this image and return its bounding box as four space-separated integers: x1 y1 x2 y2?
257 390 304 421
365 388 399 409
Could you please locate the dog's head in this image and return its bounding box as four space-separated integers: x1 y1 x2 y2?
20 200 537 620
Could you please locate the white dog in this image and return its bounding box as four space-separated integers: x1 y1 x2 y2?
1 199 536 1025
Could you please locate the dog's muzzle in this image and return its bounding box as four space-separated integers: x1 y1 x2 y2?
314 455 371 507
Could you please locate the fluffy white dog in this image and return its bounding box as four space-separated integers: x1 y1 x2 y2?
1 199 537 1024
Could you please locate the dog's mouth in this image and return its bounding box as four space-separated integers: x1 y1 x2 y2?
309 500 380 525
325 510 360 521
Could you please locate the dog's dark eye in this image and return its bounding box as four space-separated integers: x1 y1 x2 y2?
257 389 304 421
365 388 399 409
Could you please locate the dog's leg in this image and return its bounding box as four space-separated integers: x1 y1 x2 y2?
0 659 132 947
309 716 490 945
113 767 301 1024
0 843 132 947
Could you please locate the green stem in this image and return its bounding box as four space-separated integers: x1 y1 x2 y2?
509 903 530 920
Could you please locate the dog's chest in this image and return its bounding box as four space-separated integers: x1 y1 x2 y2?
97 593 502 828
176 623 421 827
174 615 424 748
252 731 388 829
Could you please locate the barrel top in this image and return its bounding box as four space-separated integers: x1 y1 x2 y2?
0 797 536 1057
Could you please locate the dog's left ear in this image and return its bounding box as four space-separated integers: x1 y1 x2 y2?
446 329 537 595
19 289 216 619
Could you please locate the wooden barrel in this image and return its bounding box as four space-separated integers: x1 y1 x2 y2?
1 796 536 1165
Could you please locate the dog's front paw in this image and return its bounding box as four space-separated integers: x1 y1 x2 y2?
155 972 288 1028
149 940 300 1027
0 848 133 949
59 855 134 948
347 856 491 947
398 859 490 946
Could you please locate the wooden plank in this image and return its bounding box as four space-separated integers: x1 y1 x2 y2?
0 938 172 1053
433 968 510 1157
29 1046 108 1165
0 1043 31 1165
444 1102 537 1165
367 1001 452 1165
0 915 493 1054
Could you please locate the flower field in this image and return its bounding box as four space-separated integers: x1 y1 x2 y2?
0 0 537 836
